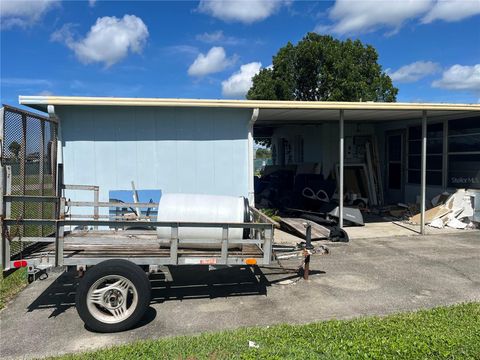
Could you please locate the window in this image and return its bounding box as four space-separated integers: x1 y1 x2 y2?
407 123 443 186
447 117 480 189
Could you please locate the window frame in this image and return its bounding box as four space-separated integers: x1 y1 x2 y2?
406 122 444 187
447 117 480 189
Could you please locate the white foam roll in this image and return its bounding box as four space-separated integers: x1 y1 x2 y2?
156 193 248 247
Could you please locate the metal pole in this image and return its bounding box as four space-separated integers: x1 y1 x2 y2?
40 120 45 236
248 108 259 205
55 197 65 267
0 107 5 270
339 110 344 228
420 110 427 235
93 186 99 230
3 167 12 270
442 119 448 190
21 114 27 225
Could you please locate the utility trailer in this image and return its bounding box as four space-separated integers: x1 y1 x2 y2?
2 195 275 332
1 105 324 332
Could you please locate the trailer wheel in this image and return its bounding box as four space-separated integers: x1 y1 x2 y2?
75 259 151 333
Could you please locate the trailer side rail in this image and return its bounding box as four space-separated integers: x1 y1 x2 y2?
2 195 274 271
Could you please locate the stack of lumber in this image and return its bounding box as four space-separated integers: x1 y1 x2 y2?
409 189 475 229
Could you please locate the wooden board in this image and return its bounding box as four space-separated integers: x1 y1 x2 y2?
409 205 452 225
250 207 280 228
25 240 263 260
279 218 330 240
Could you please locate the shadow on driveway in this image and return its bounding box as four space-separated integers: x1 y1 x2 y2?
26 263 323 325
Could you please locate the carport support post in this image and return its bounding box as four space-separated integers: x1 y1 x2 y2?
248 108 259 205
339 110 344 228
420 110 427 235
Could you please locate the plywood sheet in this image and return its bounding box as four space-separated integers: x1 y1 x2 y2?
409 205 451 225
280 218 330 240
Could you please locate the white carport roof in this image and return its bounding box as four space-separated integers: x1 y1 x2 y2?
19 96 480 124
255 108 478 125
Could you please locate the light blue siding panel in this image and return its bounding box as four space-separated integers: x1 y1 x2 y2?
153 108 178 192
176 112 198 193
134 108 157 189
231 139 247 191
194 113 215 194
57 106 250 206
213 113 234 195
61 108 99 216
113 108 138 189
93 108 117 200
74 109 96 186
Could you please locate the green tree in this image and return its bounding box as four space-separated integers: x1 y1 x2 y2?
256 148 271 159
8 141 21 159
247 33 398 102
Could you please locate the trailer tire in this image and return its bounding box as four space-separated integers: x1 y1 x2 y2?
75 259 151 333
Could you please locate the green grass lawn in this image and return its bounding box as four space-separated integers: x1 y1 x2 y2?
0 268 27 310
8 184 56 256
53 302 479 360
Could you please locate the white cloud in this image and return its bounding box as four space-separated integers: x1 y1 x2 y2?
313 24 332 34
328 0 433 35
2 78 52 87
222 62 262 98
196 30 243 45
51 15 149 67
422 0 480 23
432 64 480 91
387 61 440 83
0 0 59 29
198 0 290 24
320 0 480 35
188 46 236 76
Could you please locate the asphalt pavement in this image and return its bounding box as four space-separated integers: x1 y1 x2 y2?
1 232 479 359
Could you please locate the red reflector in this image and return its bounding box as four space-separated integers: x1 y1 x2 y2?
13 260 27 268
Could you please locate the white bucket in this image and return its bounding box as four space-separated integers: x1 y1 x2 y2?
156 193 249 248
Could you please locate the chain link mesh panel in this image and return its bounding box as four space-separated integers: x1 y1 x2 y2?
2 106 57 258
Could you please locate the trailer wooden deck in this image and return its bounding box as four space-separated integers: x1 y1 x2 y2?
23 229 264 265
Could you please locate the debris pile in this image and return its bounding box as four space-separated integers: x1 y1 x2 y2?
409 189 479 230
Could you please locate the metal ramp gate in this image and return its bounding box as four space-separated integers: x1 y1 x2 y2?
1 105 57 269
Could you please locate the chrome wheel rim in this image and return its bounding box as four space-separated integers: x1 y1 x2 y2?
86 275 138 324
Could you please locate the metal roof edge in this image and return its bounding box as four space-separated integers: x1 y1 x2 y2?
19 95 480 112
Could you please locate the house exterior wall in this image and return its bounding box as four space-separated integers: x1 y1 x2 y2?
56 106 251 216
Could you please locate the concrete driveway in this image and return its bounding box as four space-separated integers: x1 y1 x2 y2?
1 232 479 359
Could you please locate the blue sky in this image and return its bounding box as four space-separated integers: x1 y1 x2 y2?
1 0 479 108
